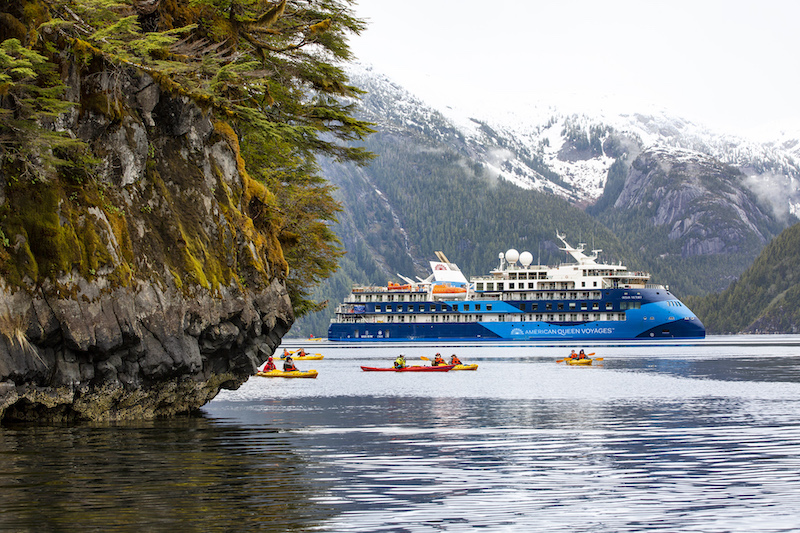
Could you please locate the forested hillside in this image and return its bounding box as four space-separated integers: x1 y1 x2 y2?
685 222 800 334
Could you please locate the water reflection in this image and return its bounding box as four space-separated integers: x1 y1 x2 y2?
0 418 335 531
610 356 800 383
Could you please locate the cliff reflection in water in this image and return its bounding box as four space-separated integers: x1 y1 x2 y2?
0 417 333 531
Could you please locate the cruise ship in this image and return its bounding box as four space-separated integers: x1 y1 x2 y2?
327 233 705 342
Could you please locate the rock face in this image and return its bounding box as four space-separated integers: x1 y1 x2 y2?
0 67 293 422
615 147 776 258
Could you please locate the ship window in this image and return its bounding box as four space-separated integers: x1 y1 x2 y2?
528 282 535 289
386 305 392 312
583 314 590 320
477 283 484 291
593 303 599 310
487 304 493 311
464 304 470 311
509 283 515 289
606 303 613 310
475 304 481 311
453 304 458 311
581 303 587 310
581 282 585 287
532 303 538 310
476 314 483 321
546 303 552 311
375 305 381 312
497 283 504 291
569 302 576 309
558 303 564 311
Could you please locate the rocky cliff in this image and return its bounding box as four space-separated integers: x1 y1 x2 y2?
614 147 777 258
0 64 293 422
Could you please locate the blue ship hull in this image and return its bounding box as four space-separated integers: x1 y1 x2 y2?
328 291 705 342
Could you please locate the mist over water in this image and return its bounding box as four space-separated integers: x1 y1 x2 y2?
2 338 800 531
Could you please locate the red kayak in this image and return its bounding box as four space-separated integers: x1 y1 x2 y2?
360 365 455 372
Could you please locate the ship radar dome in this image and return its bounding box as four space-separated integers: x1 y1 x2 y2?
505 249 519 264
519 251 533 266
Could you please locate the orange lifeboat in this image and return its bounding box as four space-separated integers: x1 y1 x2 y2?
432 284 467 294
388 282 411 290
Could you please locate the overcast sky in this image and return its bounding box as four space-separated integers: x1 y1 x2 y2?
348 0 800 140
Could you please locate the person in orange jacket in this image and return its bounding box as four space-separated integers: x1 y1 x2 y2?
263 356 276 371
432 353 447 366
450 354 462 365
283 355 298 372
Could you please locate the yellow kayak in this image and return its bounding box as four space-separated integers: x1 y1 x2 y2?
566 358 594 365
256 369 318 378
452 364 478 371
282 355 324 360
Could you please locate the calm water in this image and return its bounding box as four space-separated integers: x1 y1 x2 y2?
2 338 800 532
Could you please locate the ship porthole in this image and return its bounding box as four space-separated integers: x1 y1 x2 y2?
650 332 654 337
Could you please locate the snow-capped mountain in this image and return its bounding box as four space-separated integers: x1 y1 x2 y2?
347 63 800 218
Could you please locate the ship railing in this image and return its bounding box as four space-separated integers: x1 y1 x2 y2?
645 283 666 289
351 286 428 294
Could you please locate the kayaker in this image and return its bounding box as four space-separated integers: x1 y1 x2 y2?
450 354 462 365
394 354 407 369
263 356 276 371
283 355 298 372
569 349 578 359
296 348 307 357
433 353 446 366
578 349 587 359
283 348 292 358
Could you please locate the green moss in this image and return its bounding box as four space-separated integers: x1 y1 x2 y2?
82 92 124 122
15 185 82 278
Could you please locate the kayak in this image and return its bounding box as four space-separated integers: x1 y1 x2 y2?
281 355 324 360
256 369 318 378
452 364 478 371
566 358 594 365
360 365 455 372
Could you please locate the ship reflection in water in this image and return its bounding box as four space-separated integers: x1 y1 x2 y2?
1 340 800 532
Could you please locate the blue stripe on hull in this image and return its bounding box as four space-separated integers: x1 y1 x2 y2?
327 318 704 342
